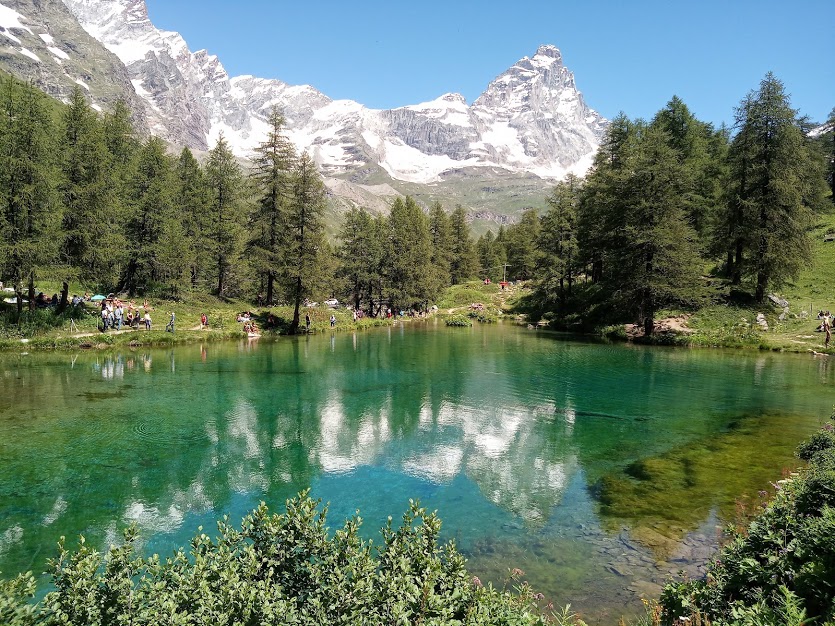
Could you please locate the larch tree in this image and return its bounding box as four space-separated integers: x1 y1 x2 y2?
59 87 124 289
0 77 62 316
448 205 478 284
337 207 383 311
175 147 212 290
578 119 702 334
537 174 581 307
577 113 636 285
249 107 297 305
205 133 245 297
428 201 453 292
387 196 435 310
726 73 827 302
124 136 189 298
651 96 727 246
504 209 541 281
283 152 327 334
614 125 703 335
477 230 507 283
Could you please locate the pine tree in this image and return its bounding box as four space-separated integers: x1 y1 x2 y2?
504 209 541 281
428 201 453 291
448 206 478 284
205 133 245 297
723 74 826 302
337 207 383 311
175 148 212 290
283 152 327 333
537 174 581 306
387 196 435 310
249 107 297 305
123 136 178 296
0 77 62 316
59 87 124 289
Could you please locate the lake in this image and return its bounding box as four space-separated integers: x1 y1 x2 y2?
1 322 833 622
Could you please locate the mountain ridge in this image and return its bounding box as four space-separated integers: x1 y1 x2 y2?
59 0 608 186
1 0 609 227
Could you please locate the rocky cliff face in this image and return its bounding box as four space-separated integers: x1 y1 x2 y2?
58 0 607 185
0 0 146 128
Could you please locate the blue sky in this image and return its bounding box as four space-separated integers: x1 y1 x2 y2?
146 0 832 128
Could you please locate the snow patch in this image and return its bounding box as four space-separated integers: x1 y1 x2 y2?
19 47 40 62
378 138 479 184
0 3 33 39
0 28 20 44
74 77 89 90
38 33 54 44
47 45 69 60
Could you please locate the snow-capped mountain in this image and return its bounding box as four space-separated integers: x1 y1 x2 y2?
60 0 607 185
0 0 146 125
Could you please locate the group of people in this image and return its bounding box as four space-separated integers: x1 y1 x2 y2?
100 298 152 332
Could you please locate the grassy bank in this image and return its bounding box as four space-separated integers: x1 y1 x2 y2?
0 280 529 353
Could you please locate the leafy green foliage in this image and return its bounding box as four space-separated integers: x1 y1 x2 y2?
0 494 558 626
445 314 473 327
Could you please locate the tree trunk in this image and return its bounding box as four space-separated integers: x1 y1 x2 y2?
58 282 69 313
27 273 35 313
732 242 743 285
217 256 225 297
15 280 23 326
266 272 274 306
289 276 302 334
644 314 654 337
755 272 767 303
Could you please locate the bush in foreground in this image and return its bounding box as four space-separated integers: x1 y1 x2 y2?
0 493 571 626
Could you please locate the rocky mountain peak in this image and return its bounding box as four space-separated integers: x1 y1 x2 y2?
440 92 468 105
44 1 608 196
533 44 562 61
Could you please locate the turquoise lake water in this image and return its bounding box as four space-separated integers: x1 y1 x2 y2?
2 322 834 621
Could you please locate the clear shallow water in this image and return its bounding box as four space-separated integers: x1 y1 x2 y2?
1 323 834 622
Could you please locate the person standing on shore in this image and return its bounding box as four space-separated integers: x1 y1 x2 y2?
824 314 831 349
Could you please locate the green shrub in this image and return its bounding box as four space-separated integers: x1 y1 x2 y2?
0 493 562 626
445 314 473 327
467 310 498 323
797 425 835 461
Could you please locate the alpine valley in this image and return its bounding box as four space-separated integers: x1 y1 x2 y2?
0 0 608 229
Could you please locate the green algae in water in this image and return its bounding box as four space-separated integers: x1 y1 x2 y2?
595 409 818 547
